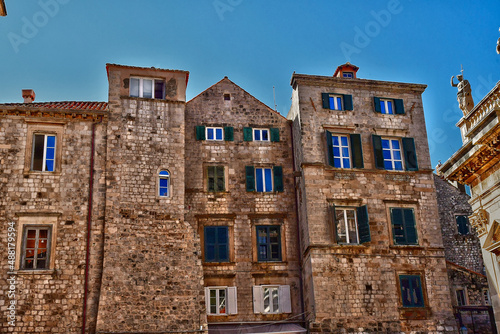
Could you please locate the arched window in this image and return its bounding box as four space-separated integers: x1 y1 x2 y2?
159 170 170 197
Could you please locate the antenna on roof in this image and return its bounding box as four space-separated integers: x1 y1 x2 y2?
273 86 277 112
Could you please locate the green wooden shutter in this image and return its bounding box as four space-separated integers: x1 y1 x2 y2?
217 166 225 191
343 95 353 110
322 93 330 109
270 128 280 142
326 130 334 167
402 137 418 171
456 216 469 235
224 127 234 141
373 97 381 113
207 166 215 191
245 166 255 191
394 99 405 114
403 208 418 245
196 126 206 140
329 204 339 243
273 166 283 192
356 205 371 244
243 127 253 141
372 135 384 169
391 208 406 245
350 134 364 168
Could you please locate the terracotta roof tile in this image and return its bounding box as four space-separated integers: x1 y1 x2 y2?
0 101 108 111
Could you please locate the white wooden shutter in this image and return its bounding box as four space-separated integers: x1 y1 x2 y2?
253 286 262 314
226 287 238 315
279 285 292 313
204 287 210 314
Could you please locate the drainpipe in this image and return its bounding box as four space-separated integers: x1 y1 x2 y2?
82 120 97 334
289 120 306 327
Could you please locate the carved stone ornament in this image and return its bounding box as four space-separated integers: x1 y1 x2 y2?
469 208 489 237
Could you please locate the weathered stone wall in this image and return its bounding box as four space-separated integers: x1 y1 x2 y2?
96 65 206 332
0 112 106 333
288 75 458 333
185 78 302 323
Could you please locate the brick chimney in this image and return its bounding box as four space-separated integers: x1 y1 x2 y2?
22 89 35 103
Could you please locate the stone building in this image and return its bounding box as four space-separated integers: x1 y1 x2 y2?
0 62 462 333
438 78 500 329
287 63 457 333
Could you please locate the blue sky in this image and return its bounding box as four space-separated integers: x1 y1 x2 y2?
0 0 499 167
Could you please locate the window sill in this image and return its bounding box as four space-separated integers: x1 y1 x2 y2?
23 170 61 177
14 269 56 275
203 262 235 266
390 245 423 250
398 307 429 320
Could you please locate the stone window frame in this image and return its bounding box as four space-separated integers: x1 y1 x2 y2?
24 122 64 175
251 217 287 264
157 168 172 200
395 270 430 320
455 287 468 306
198 217 235 264
204 164 228 193
15 213 59 273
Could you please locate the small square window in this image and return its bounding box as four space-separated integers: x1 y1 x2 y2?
329 95 343 111
380 99 394 114
253 129 270 142
256 225 281 262
207 166 225 192
343 72 354 78
224 94 231 101
382 138 403 171
205 287 237 315
32 134 56 172
390 208 418 245
21 226 52 270
204 226 229 262
399 275 425 308
253 285 291 314
130 77 165 99
206 127 224 141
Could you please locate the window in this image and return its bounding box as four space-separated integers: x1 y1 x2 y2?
399 275 425 308
207 127 224 141
205 287 237 315
456 215 470 235
224 93 231 101
343 72 354 78
373 97 405 114
456 289 467 306
195 126 233 141
21 226 52 270
159 170 170 197
243 127 280 142
331 205 370 244
256 225 281 262
207 166 225 192
253 285 291 314
372 135 418 171
321 93 353 111
326 131 364 168
31 134 56 172
245 166 283 193
204 226 229 262
390 208 418 245
130 77 165 99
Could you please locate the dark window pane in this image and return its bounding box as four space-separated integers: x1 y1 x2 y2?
154 80 165 99
218 245 228 261
262 130 269 141
25 249 34 258
25 259 34 269
36 259 46 269
205 245 215 261
254 130 261 141
217 227 227 242
205 228 216 243
32 134 45 171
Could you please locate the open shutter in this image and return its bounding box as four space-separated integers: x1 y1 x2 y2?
204 288 210 314
253 286 262 313
227 287 238 315
403 209 418 245
326 130 334 167
270 128 280 142
372 135 384 169
322 93 330 109
402 137 418 171
273 166 284 192
373 97 381 113
243 127 253 141
350 134 364 168
279 285 292 313
245 166 255 192
196 126 206 140
343 95 353 110
329 204 339 243
394 99 405 114
224 127 234 141
356 205 371 244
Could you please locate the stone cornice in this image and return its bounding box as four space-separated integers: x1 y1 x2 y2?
0 107 108 122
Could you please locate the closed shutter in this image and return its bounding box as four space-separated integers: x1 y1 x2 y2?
322 93 330 109
253 286 262 313
245 166 255 191
243 127 253 141
456 216 469 235
343 94 353 110
402 137 418 171
372 135 384 169
273 166 283 192
227 287 238 315
270 128 280 142
279 285 292 313
204 287 210 314
350 134 364 168
373 97 381 113
217 166 225 192
391 208 406 245
224 127 234 141
196 126 206 140
394 99 405 114
403 209 418 244
356 205 371 244
326 130 334 167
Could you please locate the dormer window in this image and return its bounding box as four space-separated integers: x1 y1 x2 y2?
343 72 354 79
130 77 165 99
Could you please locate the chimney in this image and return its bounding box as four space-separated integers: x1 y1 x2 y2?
22 89 35 103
